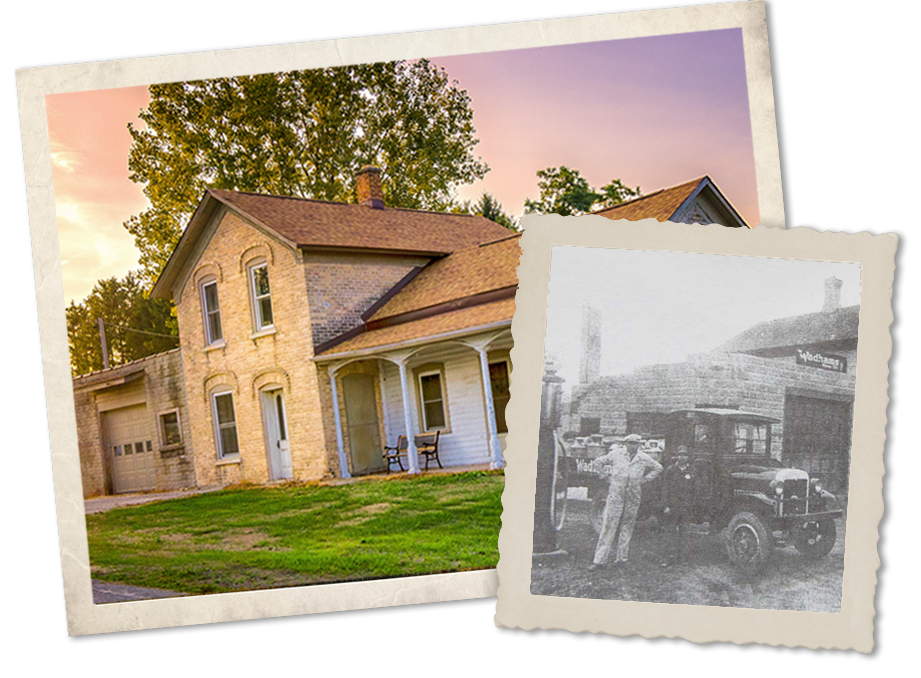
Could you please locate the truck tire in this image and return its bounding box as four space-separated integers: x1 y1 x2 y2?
550 442 568 531
793 519 837 559
727 511 774 575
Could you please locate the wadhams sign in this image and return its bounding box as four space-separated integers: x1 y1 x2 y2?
795 348 848 373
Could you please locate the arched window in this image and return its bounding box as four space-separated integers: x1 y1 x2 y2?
200 278 223 345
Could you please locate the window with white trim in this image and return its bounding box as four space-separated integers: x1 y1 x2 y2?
212 391 240 458
248 262 274 330
201 280 223 345
158 409 182 447
418 369 448 431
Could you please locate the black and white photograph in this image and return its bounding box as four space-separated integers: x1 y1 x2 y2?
531 247 860 612
496 218 894 650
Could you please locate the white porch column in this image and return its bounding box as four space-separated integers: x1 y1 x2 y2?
328 369 351 479
397 360 420 474
477 347 506 469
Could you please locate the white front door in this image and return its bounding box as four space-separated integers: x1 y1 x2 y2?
262 389 293 480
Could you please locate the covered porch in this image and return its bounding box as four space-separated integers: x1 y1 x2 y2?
316 328 511 478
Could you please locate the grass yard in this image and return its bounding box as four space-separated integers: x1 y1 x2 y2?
87 471 503 595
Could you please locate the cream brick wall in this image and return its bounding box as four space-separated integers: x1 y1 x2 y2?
302 252 429 347
72 349 196 498
172 211 431 484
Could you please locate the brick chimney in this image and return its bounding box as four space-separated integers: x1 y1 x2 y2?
356 165 384 209
823 276 843 313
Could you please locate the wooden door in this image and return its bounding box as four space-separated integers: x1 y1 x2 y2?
342 373 385 475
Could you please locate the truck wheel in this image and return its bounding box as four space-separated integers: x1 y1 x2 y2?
793 519 837 559
727 511 774 575
550 443 568 531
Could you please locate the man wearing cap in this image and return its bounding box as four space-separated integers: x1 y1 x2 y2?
660 445 697 567
589 434 663 570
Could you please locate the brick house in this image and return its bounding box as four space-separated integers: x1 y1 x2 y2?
73 171 746 496
568 277 857 492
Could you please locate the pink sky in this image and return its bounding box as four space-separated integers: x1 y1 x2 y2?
47 28 758 303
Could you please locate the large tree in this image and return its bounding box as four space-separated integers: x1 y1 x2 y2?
523 166 640 217
66 273 178 375
126 60 490 283
456 192 517 231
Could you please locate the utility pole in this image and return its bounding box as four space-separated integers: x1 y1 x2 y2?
97 318 109 369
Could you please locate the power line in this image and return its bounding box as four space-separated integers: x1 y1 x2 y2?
101 320 180 341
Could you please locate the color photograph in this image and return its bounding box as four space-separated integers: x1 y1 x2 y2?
34 8 780 616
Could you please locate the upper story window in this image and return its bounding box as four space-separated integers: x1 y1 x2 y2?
249 262 274 330
201 279 223 345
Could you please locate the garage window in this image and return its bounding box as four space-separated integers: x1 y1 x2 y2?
212 391 239 458
159 409 182 447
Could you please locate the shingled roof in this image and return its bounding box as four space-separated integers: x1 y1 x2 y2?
152 189 510 299
315 298 516 359
314 234 520 357
366 234 521 323
594 178 702 221
209 190 509 253
719 305 860 356
592 175 749 228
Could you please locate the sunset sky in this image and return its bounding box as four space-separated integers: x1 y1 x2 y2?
46 28 759 303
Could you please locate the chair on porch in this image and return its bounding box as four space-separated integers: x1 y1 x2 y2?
383 435 409 473
415 431 442 471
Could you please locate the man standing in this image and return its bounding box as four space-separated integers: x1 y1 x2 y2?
661 445 696 567
589 433 663 571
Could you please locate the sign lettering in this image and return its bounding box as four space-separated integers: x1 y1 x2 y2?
796 349 847 373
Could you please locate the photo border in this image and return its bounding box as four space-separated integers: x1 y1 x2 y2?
495 216 896 652
16 1 782 635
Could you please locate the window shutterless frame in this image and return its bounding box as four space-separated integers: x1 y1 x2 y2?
417 368 448 432
211 391 240 458
200 279 223 345
248 261 274 330
158 408 183 447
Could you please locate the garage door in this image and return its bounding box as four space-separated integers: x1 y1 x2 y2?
105 404 156 494
783 395 852 492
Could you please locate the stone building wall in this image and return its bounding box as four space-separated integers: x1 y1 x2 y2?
72 349 195 498
572 351 856 454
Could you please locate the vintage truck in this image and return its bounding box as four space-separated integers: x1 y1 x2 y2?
551 408 843 573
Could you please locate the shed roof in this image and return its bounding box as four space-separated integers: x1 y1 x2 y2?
314 298 515 360
365 234 521 323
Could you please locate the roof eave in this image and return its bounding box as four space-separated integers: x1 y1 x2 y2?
312 319 513 363
672 176 749 229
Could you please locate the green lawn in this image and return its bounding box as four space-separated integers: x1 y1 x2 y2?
87 471 504 595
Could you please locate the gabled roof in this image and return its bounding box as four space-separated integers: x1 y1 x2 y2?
365 233 521 323
151 189 510 299
592 176 749 228
719 305 860 355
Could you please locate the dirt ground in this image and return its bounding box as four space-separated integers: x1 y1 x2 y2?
531 499 846 612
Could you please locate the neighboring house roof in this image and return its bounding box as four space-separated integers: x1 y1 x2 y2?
719 305 860 356
365 234 521 323
592 176 749 228
152 189 510 299
315 298 516 360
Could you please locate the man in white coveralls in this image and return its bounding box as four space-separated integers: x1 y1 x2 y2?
588 434 663 571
